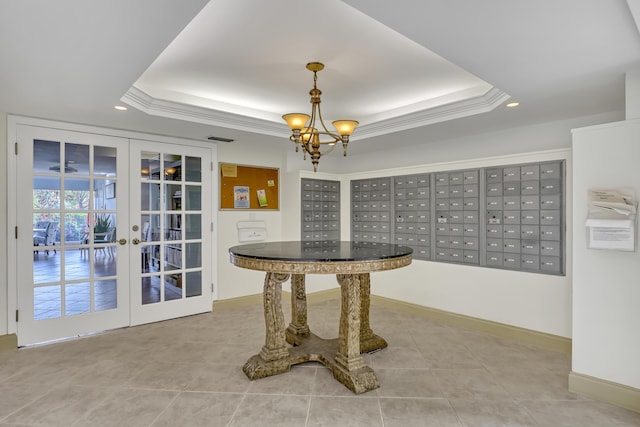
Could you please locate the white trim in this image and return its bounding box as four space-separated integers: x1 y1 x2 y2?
122 87 288 138
569 371 640 414
8 115 215 148
355 87 511 140
7 118 18 335
121 86 510 141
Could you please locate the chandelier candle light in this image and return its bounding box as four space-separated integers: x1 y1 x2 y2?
283 62 359 172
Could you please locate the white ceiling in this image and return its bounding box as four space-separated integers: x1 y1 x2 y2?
1 0 639 154
124 0 505 140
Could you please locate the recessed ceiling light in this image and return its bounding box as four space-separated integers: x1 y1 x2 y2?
114 105 127 111
506 102 520 108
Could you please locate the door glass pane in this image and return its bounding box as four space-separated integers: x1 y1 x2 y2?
165 214 181 240
185 243 201 268
185 214 201 239
64 213 89 245
33 177 60 210
166 184 182 210
33 139 60 174
186 271 202 298
32 251 60 283
164 243 182 271
64 248 90 281
95 146 116 176
95 280 117 311
64 178 90 211
65 282 90 316
141 151 161 180
141 183 160 210
142 275 162 304
34 285 61 320
165 273 182 301
65 143 89 175
94 180 108 210
185 185 201 210
150 215 161 241
33 212 60 262
164 154 181 181
149 244 160 270
185 156 201 182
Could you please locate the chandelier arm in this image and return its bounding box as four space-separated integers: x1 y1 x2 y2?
315 108 340 142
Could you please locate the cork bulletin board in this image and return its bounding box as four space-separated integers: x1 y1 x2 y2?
219 163 280 210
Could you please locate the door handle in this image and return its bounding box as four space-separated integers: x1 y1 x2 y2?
118 238 127 245
132 238 141 245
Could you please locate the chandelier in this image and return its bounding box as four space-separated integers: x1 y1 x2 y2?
282 62 359 172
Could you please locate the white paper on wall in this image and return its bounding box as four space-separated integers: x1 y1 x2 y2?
585 189 637 251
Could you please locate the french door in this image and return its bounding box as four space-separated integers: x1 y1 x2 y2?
15 126 129 345
14 124 213 346
129 139 212 326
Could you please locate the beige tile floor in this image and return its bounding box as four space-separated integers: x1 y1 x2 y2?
0 299 639 426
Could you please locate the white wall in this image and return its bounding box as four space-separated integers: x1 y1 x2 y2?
572 119 640 389
335 112 619 174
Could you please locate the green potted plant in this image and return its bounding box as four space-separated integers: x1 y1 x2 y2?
94 214 112 234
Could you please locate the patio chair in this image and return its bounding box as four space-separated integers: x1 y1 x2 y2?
94 228 115 257
33 221 57 255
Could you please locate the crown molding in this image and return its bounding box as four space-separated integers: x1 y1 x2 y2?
122 85 509 140
122 86 289 138
353 87 510 139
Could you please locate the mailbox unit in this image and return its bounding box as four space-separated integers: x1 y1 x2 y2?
301 178 340 244
346 160 565 275
351 177 392 245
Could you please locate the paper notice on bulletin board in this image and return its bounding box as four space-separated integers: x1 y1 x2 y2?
221 164 238 177
234 186 250 208
257 189 268 206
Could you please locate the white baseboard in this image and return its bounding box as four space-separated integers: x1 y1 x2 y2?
0 334 17 352
371 294 571 354
569 371 640 414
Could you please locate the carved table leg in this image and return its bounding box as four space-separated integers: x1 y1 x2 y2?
333 274 379 394
358 273 388 353
243 272 291 379
286 274 310 345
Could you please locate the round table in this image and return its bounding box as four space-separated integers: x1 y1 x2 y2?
229 241 413 394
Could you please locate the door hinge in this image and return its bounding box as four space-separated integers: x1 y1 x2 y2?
210 161 214 171
15 226 18 239
211 283 214 293
211 222 214 232
15 310 18 322
15 142 18 155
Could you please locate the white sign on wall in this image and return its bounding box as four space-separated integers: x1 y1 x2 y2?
585 189 637 252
